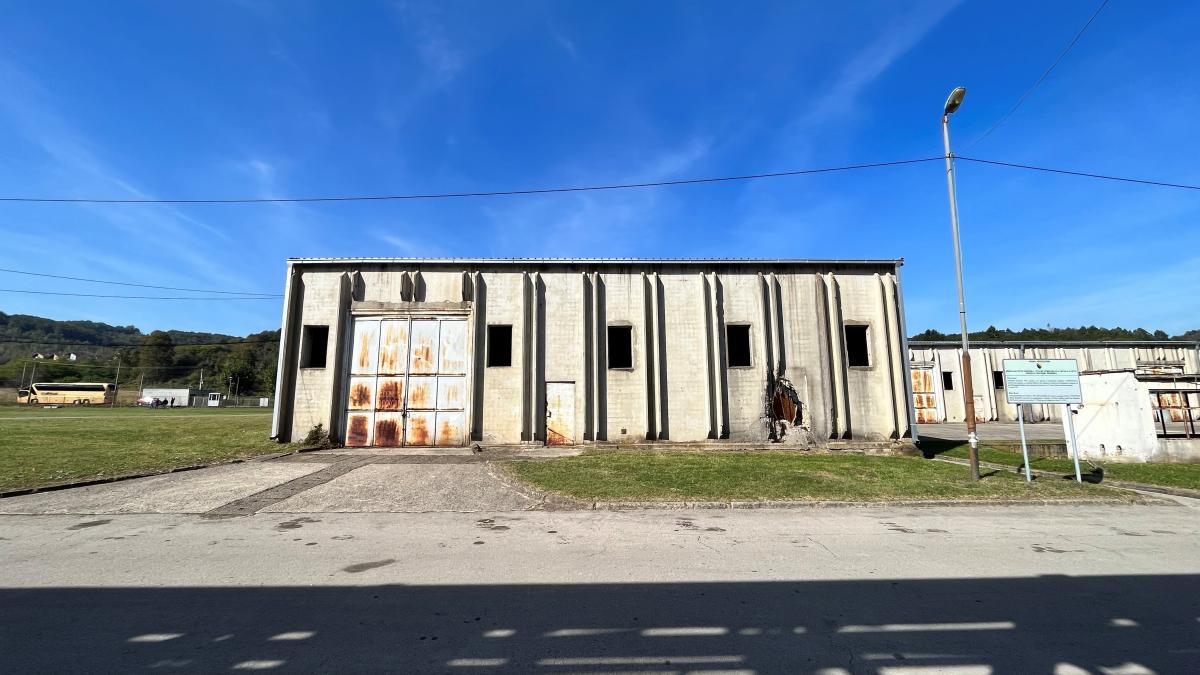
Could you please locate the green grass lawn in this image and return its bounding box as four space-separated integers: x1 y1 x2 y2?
499 451 1134 503
930 443 1200 492
0 406 285 492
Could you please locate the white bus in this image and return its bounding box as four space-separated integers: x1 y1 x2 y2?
17 383 117 406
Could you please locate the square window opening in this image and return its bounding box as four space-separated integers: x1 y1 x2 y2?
844 325 870 367
607 325 633 369
942 371 955 391
300 325 329 368
487 325 512 367
726 325 752 367
993 371 1004 389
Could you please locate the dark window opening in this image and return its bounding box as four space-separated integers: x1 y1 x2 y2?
607 325 633 369
300 325 328 368
844 325 870 367
942 371 954 391
726 325 752 367
487 325 512 367
993 371 1004 389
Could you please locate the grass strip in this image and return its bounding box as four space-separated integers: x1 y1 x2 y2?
500 451 1134 503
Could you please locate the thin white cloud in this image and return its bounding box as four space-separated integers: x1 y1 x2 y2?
481 136 712 256
393 3 465 85
548 22 578 59
797 1 961 127
0 60 273 295
993 256 1200 334
374 232 444 258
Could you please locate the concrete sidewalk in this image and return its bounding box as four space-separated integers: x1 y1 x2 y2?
0 452 547 516
919 421 1065 442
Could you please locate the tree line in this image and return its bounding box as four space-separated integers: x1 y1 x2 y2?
0 311 279 396
910 325 1200 342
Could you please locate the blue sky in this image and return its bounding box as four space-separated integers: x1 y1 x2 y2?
1 1 1197 337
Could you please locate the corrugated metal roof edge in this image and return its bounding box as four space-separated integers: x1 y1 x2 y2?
287 257 904 266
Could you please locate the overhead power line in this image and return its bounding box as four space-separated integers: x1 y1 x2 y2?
11 358 213 371
0 288 279 300
957 156 1200 191
0 157 944 204
968 0 1110 149
1 338 278 347
0 267 281 297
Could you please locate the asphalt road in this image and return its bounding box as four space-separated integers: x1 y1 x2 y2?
3 504 1198 674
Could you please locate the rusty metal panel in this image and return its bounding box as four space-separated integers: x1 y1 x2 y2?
375 377 405 411
1159 393 1185 422
378 320 409 375
910 367 939 423
436 376 466 410
347 377 374 411
373 412 403 447
438 319 468 375
434 411 466 446
406 376 436 410
409 320 440 374
405 411 435 446
545 382 575 445
351 319 379 375
345 412 373 447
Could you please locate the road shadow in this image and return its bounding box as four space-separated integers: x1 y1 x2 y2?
3 575 1198 673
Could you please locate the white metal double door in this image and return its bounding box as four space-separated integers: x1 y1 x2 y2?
344 316 469 447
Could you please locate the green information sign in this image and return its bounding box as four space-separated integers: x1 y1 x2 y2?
1002 359 1082 405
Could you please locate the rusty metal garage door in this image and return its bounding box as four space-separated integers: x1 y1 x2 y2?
344 317 469 447
910 367 940 424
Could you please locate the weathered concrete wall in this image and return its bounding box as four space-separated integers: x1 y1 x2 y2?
274 260 911 446
476 271 525 444
1072 372 1160 462
1071 372 1200 463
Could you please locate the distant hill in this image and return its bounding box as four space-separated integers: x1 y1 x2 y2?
0 311 279 395
910 325 1199 342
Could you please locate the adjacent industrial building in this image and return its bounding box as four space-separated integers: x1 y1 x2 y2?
271 258 916 447
907 341 1200 424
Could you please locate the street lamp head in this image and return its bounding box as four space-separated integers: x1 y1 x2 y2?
943 86 967 116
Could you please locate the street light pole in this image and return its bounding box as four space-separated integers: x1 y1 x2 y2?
941 86 980 480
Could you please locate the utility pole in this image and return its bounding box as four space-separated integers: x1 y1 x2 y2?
199 368 204 389
941 86 980 480
19 362 27 390
112 353 122 408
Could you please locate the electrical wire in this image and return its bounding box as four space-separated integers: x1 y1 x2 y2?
0 157 944 204
968 0 1110 149
12 359 216 371
1 338 278 347
957 156 1200 191
0 288 279 300
0 267 281 297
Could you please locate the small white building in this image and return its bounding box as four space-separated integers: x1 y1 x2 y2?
1070 371 1200 463
140 387 220 407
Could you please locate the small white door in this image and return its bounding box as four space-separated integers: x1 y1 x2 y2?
545 382 575 445
207 393 221 407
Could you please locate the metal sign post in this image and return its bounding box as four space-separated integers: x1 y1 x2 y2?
1063 404 1083 483
1002 359 1084 484
1016 403 1032 482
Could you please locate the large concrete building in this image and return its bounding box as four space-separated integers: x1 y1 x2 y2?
271 258 916 447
